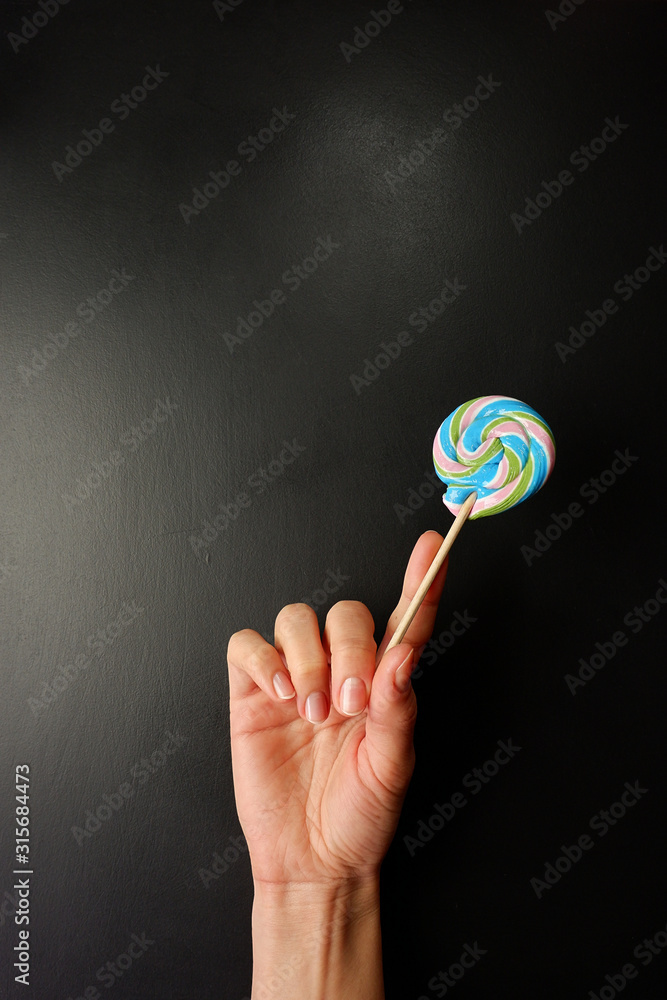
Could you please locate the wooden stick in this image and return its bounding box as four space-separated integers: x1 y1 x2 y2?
386 491 477 651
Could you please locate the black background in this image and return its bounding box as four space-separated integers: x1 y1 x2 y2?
1 1 667 998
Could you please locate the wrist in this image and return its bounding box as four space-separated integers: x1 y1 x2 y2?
252 874 381 928
251 877 384 1000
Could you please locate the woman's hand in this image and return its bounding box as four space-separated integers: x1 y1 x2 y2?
227 530 449 889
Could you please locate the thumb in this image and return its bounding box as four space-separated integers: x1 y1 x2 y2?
363 643 419 799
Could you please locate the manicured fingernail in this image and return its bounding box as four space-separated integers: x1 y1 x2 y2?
340 676 367 716
394 650 415 693
273 672 295 700
305 691 328 724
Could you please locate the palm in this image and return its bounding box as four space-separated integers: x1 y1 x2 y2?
231 689 408 885
228 532 448 889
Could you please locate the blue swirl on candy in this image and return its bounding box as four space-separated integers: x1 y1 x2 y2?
432 395 556 519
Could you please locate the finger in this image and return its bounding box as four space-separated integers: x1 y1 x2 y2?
274 604 330 725
322 601 376 718
364 643 418 798
375 530 449 664
227 628 297 706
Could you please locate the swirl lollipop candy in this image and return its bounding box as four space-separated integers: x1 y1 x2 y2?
433 395 556 519
387 395 555 650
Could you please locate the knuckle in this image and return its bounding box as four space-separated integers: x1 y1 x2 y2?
377 751 415 796
403 697 418 729
275 603 317 635
327 600 375 630
334 635 377 657
329 599 367 615
291 657 327 677
419 591 441 611
246 646 277 676
226 628 253 658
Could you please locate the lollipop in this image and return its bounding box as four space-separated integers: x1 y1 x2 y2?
433 395 556 519
387 395 555 650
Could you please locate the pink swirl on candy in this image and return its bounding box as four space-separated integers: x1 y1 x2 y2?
432 395 556 519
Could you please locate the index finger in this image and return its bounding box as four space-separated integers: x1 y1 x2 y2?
375 530 449 664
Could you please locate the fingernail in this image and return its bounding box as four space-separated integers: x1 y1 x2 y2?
394 650 415 693
305 691 328 724
340 676 367 716
273 672 295 700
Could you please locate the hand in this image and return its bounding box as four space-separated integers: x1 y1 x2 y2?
227 530 449 889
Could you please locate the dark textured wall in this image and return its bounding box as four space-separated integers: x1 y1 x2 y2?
1 1 666 998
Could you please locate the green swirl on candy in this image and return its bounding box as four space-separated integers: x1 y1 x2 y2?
432 395 556 520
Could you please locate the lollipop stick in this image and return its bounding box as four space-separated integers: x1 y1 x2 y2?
386 491 477 651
